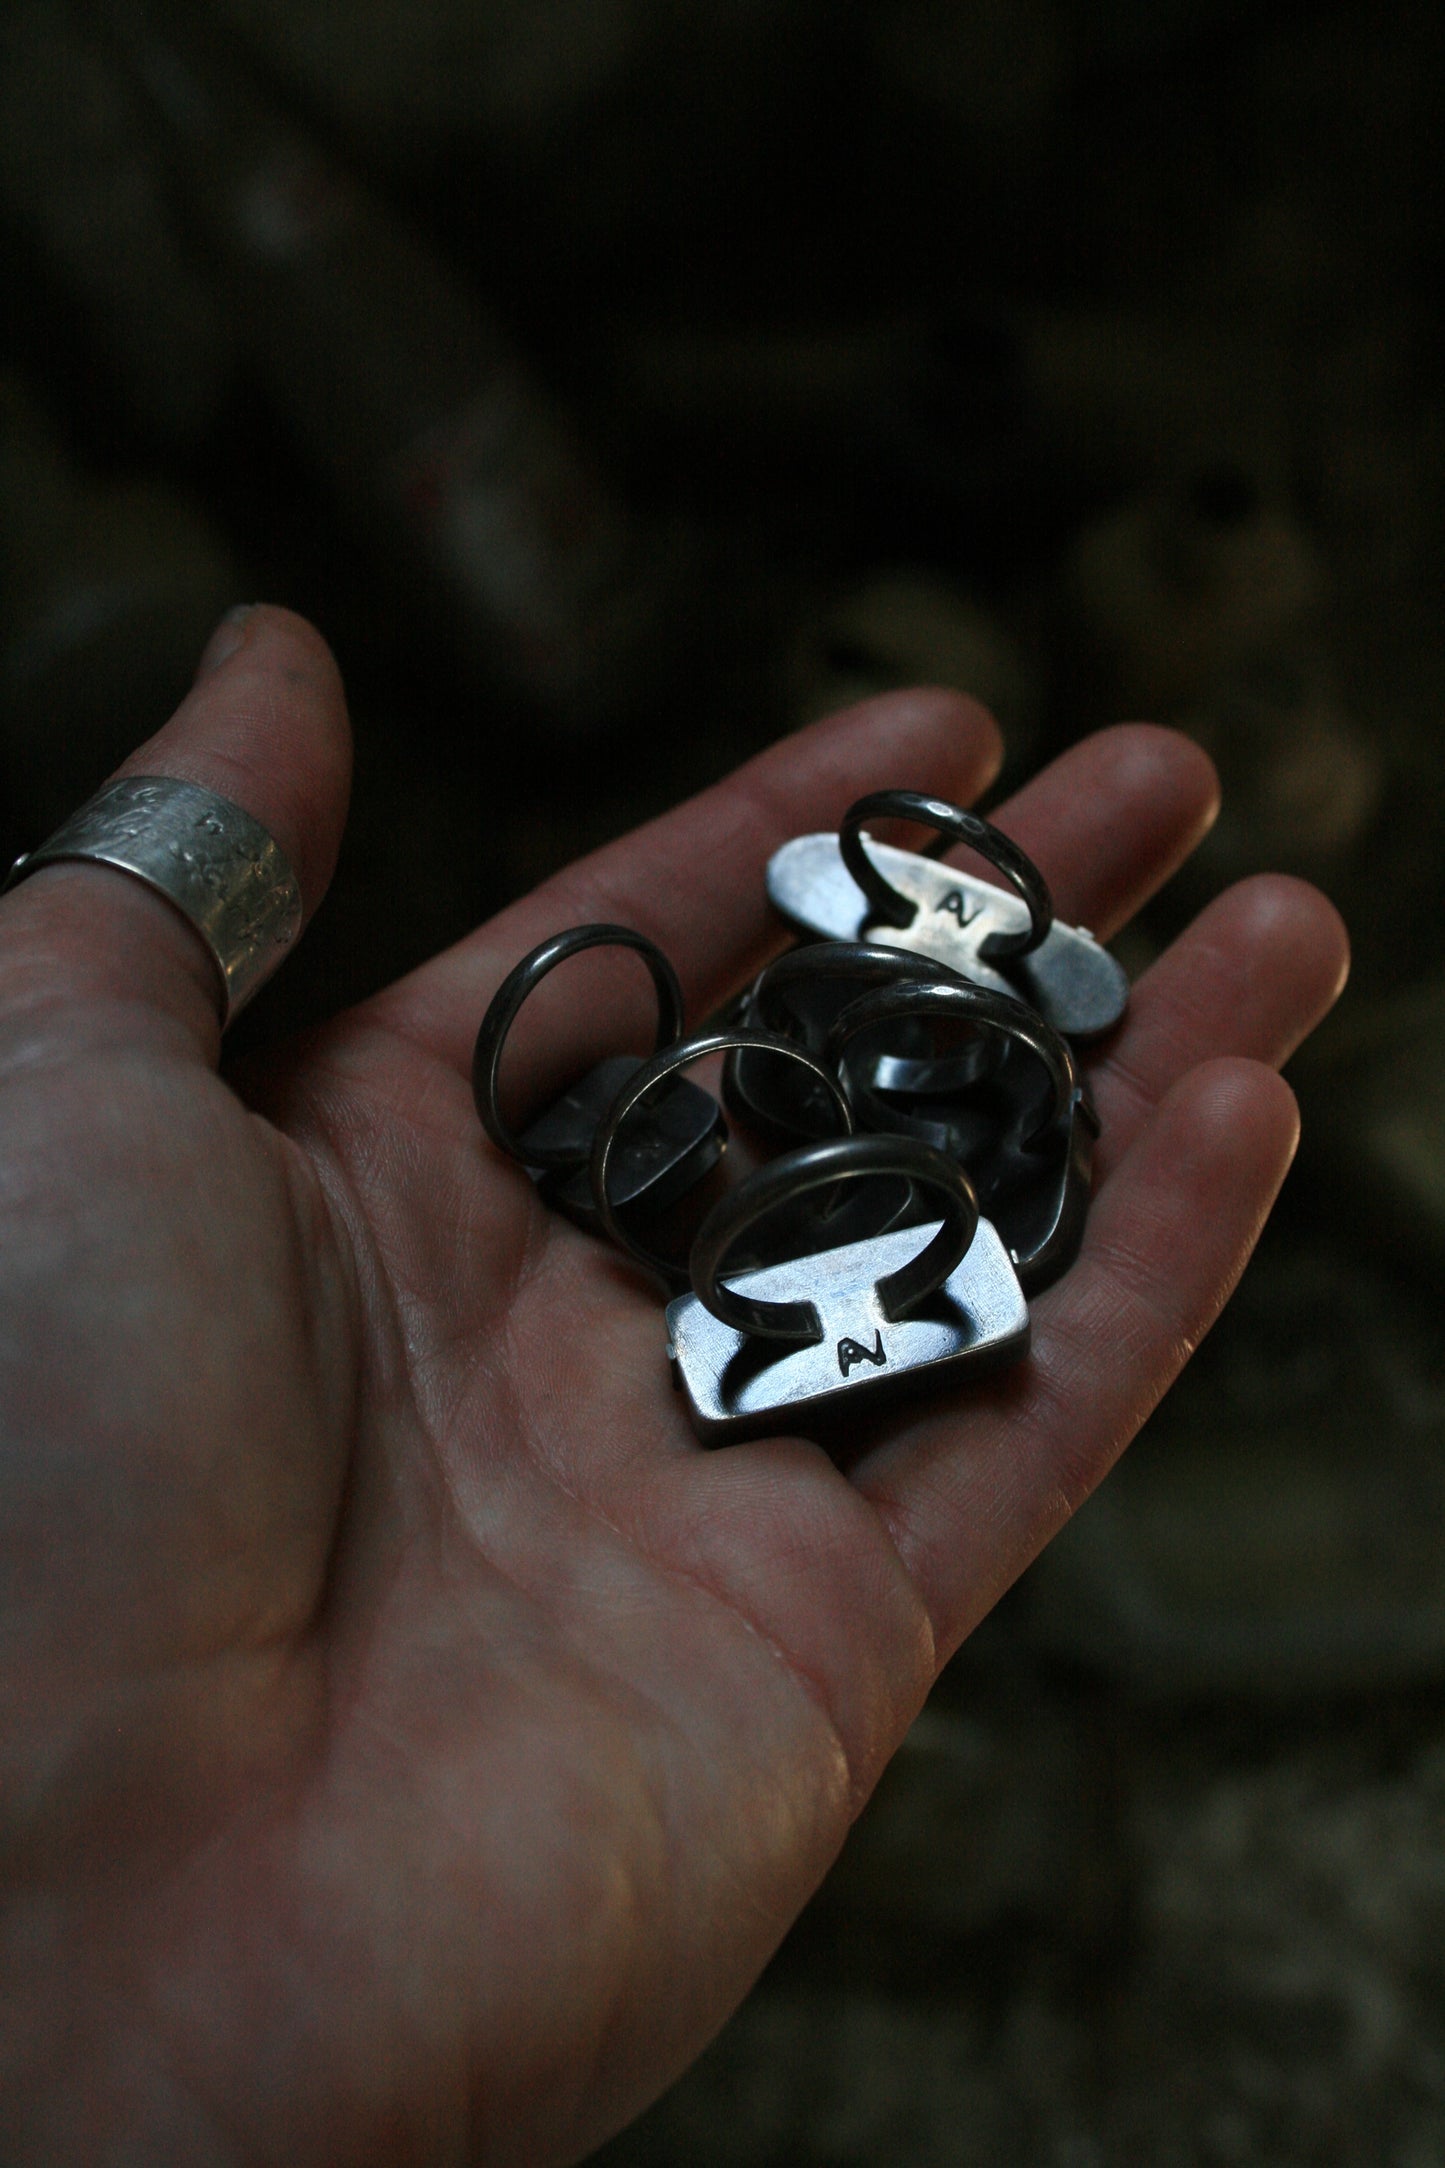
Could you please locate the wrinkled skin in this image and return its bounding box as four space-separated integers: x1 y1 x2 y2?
0 609 1348 2163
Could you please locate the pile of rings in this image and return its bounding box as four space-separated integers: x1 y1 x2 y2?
473 790 1128 1441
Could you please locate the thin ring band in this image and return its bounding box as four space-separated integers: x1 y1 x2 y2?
724 943 975 1138
751 941 958 1033
824 979 1077 1148
472 925 685 1171
748 941 982 1099
690 1132 981 1344
590 1027 853 1287
3 775 302 1026
839 788 1053 964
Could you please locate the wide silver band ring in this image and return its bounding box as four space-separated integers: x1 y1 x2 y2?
3 776 303 1026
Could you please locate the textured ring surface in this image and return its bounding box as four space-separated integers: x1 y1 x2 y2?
4 775 303 1025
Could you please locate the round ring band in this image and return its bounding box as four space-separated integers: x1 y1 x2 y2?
472 924 685 1171
839 788 1053 965
590 1027 853 1288
824 979 1077 1150
3 775 302 1025
724 942 976 1142
690 1132 981 1344
751 940 958 1028
748 941 983 1101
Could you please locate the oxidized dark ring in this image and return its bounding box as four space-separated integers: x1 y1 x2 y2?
472 923 685 1171
839 788 1053 964
690 1132 981 1344
824 979 1077 1149
590 1027 852 1287
750 939 956 1027
729 941 976 1118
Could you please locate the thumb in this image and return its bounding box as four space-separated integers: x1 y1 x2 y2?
0 605 351 1066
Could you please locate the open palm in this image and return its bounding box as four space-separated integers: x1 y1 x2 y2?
0 608 1348 2164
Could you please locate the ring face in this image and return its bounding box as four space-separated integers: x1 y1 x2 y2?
666 1214 1029 1442
529 1056 725 1226
765 831 1130 1040
5 776 302 1024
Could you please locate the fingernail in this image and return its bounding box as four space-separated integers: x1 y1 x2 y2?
196 604 258 679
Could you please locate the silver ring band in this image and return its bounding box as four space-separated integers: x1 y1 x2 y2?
589 1026 854 1291
839 789 1053 964
3 776 303 1026
824 978 1077 1149
689 1131 981 1343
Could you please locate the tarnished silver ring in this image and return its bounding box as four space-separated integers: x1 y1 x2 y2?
724 942 978 1136
472 924 685 1171
840 789 1053 964
690 1132 981 1344
3 776 303 1026
590 1026 853 1291
824 979 1077 1149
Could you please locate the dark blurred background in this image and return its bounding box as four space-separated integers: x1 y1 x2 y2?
3 1 1444 2158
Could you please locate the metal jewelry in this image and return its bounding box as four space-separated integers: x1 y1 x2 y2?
765 787 1129 1039
4 774 303 1025
825 978 1098 1294
472 772 1113 1444
472 923 725 1232
667 1131 1029 1441
589 1025 855 1290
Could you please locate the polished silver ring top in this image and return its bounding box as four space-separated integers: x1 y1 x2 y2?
4 775 303 1025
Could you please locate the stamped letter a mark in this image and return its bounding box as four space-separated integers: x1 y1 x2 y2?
936 888 981 928
837 1330 887 1378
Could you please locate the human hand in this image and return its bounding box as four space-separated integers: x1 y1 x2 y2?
0 607 1348 2163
